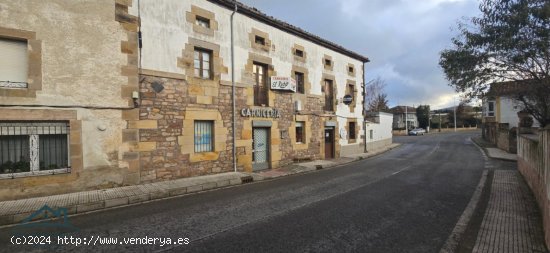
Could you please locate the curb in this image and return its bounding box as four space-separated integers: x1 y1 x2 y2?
470 138 517 162
439 138 491 253
0 174 251 228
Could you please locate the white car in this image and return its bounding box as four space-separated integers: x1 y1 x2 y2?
408 128 426 136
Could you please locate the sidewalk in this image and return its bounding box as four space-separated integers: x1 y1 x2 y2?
462 137 548 252
0 143 401 227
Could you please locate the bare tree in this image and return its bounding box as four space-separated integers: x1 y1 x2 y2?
364 77 390 112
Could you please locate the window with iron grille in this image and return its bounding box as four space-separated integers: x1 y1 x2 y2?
295 122 305 143
253 62 268 106
349 122 356 140
194 48 212 79
0 122 70 177
0 38 28 89
194 121 214 153
347 84 355 102
195 16 210 28
295 71 305 94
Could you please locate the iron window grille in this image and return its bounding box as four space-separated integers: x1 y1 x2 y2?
194 121 214 153
0 122 70 178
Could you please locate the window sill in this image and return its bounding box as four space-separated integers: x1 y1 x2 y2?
0 168 70 180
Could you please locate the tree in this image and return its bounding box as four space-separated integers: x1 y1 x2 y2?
416 105 431 129
439 0 550 127
365 77 390 112
368 93 390 112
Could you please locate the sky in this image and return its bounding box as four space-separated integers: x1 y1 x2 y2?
238 0 481 110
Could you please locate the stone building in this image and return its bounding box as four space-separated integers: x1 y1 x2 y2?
0 0 141 200
0 0 369 200
130 0 369 179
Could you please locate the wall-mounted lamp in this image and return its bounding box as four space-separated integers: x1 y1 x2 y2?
132 91 140 108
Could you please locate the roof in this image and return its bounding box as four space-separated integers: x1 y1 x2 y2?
487 81 530 97
390 106 416 114
207 0 370 63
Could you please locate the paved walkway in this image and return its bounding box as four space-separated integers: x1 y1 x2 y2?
0 144 401 227
472 170 547 253
486 148 518 161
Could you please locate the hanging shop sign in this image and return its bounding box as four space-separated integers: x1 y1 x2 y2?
270 76 296 92
241 108 281 118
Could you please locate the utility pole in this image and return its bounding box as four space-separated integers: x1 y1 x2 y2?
405 106 408 132
439 111 442 132
454 105 457 132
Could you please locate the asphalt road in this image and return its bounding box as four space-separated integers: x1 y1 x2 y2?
0 131 485 253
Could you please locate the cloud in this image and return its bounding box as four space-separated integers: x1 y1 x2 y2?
238 0 480 110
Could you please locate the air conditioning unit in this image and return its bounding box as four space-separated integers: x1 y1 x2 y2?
294 100 302 112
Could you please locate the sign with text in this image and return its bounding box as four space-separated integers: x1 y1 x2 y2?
270 76 296 92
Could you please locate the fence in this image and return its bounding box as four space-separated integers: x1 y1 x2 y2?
517 127 550 247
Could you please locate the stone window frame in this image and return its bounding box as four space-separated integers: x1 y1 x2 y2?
323 55 334 71
347 63 356 77
0 109 82 179
0 27 42 98
178 38 227 88
292 44 307 63
346 80 358 113
180 110 228 163
249 28 272 52
290 115 311 151
346 118 359 144
186 5 219 36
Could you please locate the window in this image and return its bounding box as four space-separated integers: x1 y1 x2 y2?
0 122 70 176
295 122 305 143
294 49 304 57
194 121 213 152
349 122 356 140
253 62 268 106
324 59 332 67
348 66 354 73
0 38 28 89
487 101 495 117
369 130 374 140
195 16 210 28
255 35 265 46
194 48 212 79
323 79 334 111
295 72 305 94
347 84 355 101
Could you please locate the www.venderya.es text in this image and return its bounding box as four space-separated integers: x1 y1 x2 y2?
11 235 190 247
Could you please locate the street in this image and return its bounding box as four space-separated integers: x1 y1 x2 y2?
0 131 485 252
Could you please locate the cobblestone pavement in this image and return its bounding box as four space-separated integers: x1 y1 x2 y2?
472 170 547 253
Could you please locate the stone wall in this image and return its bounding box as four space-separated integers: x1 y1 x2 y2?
517 128 550 248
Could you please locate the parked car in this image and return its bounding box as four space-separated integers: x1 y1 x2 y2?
408 128 426 136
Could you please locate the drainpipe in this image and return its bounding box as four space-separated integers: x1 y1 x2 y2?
363 62 367 153
231 2 238 172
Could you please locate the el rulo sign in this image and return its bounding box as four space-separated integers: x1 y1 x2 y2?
270 76 296 92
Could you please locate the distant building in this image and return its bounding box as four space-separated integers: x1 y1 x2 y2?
390 106 418 129
364 112 393 152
